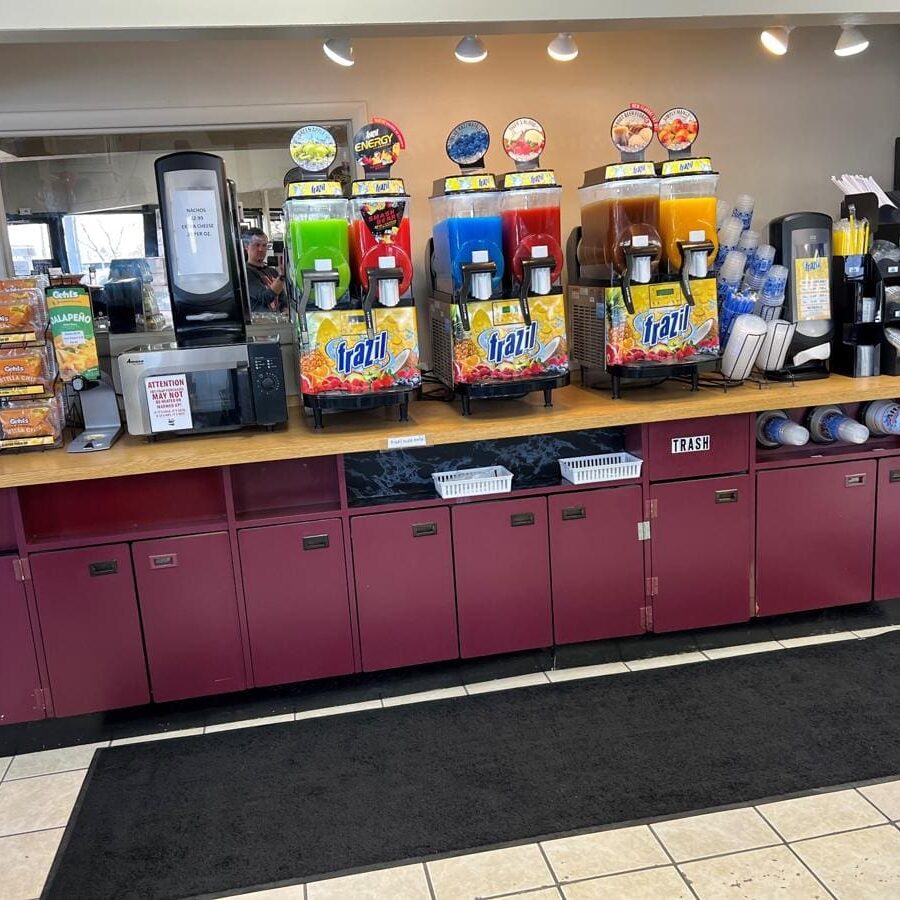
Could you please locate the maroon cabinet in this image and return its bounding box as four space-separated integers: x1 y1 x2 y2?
0 556 44 724
875 458 900 602
647 414 750 482
31 543 149 717
650 475 752 632
549 486 646 643
757 461 876 615
352 507 458 671
133 532 245 702
239 519 354 687
453 497 552 658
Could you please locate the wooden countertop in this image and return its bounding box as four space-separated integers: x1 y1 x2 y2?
2 375 900 489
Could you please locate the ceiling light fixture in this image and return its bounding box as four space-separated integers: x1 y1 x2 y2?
834 25 869 57
455 35 488 63
547 33 579 61
323 38 355 67
760 26 792 55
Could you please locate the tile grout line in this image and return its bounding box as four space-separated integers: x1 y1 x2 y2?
753 805 839 900
646 823 701 900
782 842 840 900
0 824 68 841
421 861 437 900
536 841 562 888
2 765 94 783
853 785 896 822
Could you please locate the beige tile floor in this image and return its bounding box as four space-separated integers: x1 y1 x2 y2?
1 625 899 899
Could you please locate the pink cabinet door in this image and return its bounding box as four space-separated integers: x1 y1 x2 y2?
132 532 246 702
646 415 750 482
0 556 44 724
239 520 354 687
352 507 458 671
650 475 752 632
876 458 900 601
453 497 552 658
757 461 876 615
0 489 17 552
31 544 149 717
549 486 646 644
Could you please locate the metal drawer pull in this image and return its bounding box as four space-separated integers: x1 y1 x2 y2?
845 473 867 487
88 560 118 577
302 534 330 551
890 469 900 483
511 512 536 527
412 522 438 537
715 489 739 504
149 554 178 569
562 506 586 520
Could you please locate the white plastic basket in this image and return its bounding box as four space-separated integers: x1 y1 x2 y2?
559 452 643 485
432 466 514 499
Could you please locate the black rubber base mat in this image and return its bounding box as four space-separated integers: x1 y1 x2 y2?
46 634 900 899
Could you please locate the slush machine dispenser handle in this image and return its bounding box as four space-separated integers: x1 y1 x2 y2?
676 236 714 305
363 263 404 338
459 254 497 331
298 266 341 343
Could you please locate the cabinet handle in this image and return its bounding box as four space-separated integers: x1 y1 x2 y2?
149 554 178 569
561 506 586 520
412 522 438 537
845 473 867 487
510 511 536 527
302 534 330 551
88 560 118 577
715 489 739 504
890 469 900 483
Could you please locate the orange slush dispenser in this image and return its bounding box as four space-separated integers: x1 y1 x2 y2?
658 169 719 274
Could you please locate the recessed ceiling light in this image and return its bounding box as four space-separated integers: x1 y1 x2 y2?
760 26 792 56
455 35 487 63
323 38 354 67
834 25 869 57
547 33 579 62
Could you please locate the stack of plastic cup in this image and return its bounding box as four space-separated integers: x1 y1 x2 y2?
715 216 744 270
754 264 788 321
716 199 732 229
742 244 776 292
732 194 755 231
718 250 750 338
737 229 760 265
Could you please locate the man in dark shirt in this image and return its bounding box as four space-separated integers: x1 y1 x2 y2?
242 228 287 313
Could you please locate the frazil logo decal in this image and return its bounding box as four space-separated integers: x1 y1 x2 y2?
328 331 389 375
485 322 538 364
634 306 692 347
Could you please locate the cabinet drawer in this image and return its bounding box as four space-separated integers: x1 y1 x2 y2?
352 507 458 671
647 415 750 481
453 497 551 658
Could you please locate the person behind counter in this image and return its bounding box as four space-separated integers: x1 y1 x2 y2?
242 228 287 313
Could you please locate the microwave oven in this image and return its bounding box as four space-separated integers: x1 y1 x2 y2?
117 340 288 438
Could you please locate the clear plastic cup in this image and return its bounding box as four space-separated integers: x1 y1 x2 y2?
732 194 755 230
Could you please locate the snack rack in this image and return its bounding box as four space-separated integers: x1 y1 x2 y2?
0 277 65 451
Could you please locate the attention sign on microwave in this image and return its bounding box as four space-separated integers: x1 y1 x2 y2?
671 434 711 454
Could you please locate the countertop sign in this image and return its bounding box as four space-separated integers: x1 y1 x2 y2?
671 434 711 453
172 189 224 277
145 374 193 432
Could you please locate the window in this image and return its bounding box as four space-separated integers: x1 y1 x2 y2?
63 212 146 285
8 221 52 276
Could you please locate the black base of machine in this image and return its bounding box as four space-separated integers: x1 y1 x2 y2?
455 373 570 416
302 389 418 430
607 360 716 400
763 361 830 382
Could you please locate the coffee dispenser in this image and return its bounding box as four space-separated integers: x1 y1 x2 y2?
155 151 250 347
767 212 833 379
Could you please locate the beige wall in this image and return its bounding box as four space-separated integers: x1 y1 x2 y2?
0 26 898 303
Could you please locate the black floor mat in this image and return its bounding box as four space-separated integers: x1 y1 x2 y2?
45 634 900 899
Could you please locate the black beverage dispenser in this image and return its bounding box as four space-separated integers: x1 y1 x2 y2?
768 212 833 380
155 151 250 347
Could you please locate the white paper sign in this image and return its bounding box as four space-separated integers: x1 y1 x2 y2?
171 189 225 276
387 434 427 450
145 373 193 432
